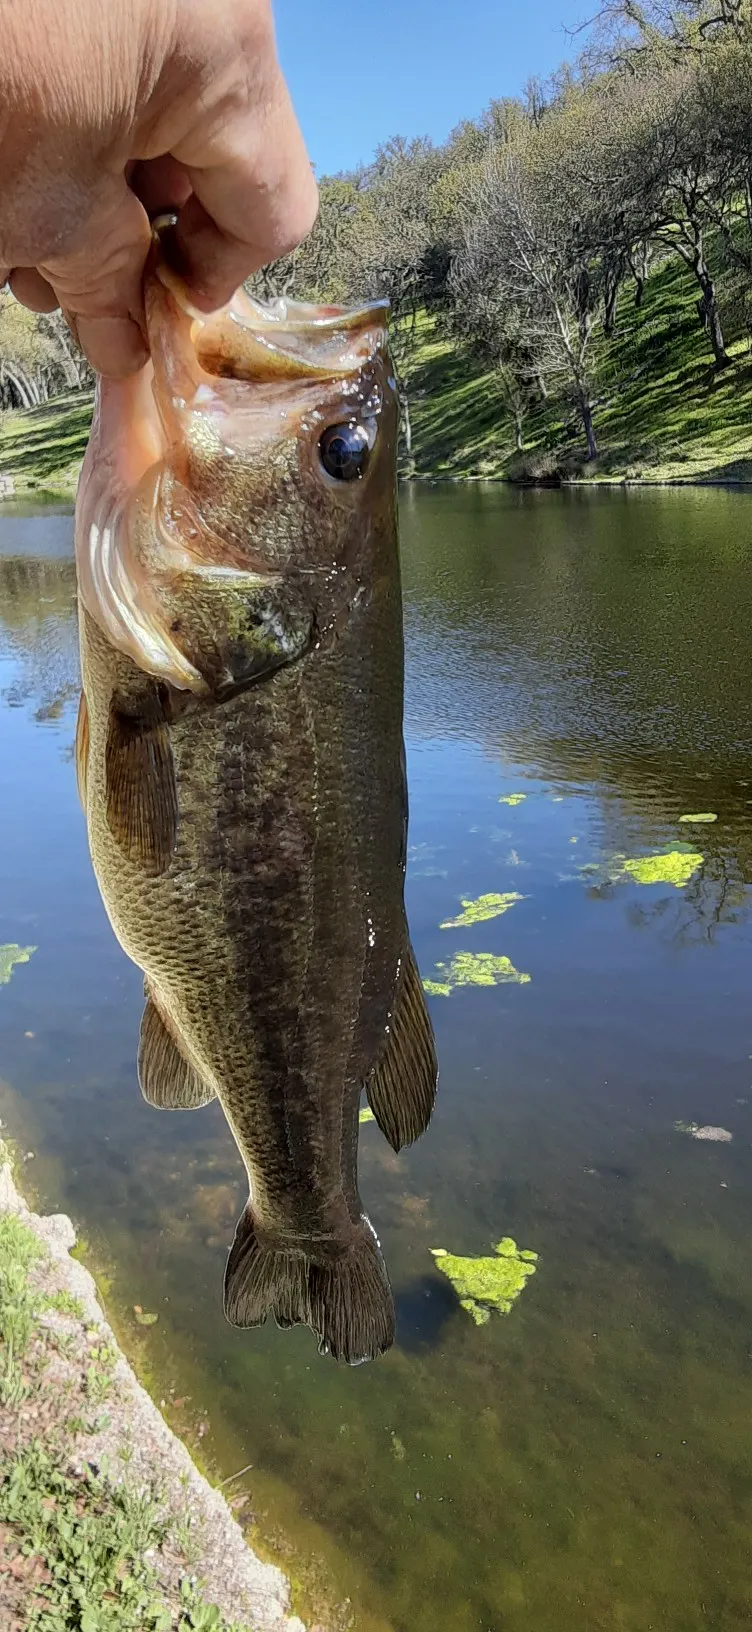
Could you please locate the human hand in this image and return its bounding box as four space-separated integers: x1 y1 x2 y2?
0 0 318 377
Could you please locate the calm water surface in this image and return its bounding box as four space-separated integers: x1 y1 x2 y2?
2 486 752 1630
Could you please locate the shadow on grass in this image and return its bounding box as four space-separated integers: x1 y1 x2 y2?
406 246 752 484
0 392 94 483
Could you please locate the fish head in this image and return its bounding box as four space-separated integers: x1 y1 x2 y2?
75 251 398 697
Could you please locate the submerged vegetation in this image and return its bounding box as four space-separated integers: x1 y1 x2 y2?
431 1238 539 1324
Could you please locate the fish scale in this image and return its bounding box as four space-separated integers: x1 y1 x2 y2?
74 256 437 1363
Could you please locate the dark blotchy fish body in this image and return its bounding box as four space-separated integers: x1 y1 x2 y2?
74 261 437 1363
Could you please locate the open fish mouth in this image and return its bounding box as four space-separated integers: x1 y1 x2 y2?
150 222 390 390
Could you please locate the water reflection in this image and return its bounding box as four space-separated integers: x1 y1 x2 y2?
2 490 752 1632
0 509 79 723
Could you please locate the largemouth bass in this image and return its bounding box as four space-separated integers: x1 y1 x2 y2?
74 255 437 1364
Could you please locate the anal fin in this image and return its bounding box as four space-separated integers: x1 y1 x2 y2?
366 942 438 1152
105 688 178 876
138 996 216 1110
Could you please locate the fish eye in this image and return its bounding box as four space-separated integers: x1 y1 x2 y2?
318 422 371 482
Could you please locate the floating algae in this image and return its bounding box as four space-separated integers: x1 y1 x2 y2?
0 944 36 986
499 793 527 807
359 1107 376 1125
440 892 526 930
620 851 702 888
679 813 717 824
423 952 531 998
431 1237 538 1324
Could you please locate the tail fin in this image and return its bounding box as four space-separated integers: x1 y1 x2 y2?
224 1207 395 1364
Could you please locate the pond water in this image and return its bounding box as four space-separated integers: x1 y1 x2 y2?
2 485 752 1631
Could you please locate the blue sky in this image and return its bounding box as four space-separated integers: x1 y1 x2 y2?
273 0 589 176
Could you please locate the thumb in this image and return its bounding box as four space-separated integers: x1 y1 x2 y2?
40 179 151 377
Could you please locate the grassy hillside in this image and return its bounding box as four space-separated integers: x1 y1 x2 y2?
0 390 93 499
2 254 752 496
407 253 752 484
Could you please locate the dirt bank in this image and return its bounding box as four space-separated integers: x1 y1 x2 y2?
0 1147 308 1632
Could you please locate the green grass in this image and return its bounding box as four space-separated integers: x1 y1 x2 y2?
3 251 752 489
0 1200 253 1630
0 1212 44 1407
0 1444 248 1631
0 390 93 498
406 255 752 483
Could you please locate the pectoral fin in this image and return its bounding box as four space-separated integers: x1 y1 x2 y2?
366 944 438 1152
75 691 89 808
105 689 178 876
138 995 216 1110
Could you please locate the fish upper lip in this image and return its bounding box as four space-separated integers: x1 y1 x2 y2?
153 243 390 337
150 238 390 389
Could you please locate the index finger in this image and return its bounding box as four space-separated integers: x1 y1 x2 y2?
168 77 318 310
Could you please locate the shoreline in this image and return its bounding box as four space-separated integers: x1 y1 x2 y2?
2 382 752 501
404 471 752 490
2 469 752 510
0 1146 307 1632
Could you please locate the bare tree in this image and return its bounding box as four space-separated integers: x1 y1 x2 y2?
454 141 602 458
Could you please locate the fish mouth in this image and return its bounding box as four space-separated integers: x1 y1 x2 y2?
149 227 390 396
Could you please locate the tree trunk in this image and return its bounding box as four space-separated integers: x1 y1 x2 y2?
535 370 548 401
695 271 730 369
0 366 35 409
56 334 85 389
682 227 730 369
579 396 598 461
604 268 622 337
627 244 649 310
399 386 415 477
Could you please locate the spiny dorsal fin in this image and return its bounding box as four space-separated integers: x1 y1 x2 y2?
366 943 438 1152
105 688 178 876
138 995 216 1110
75 691 90 809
